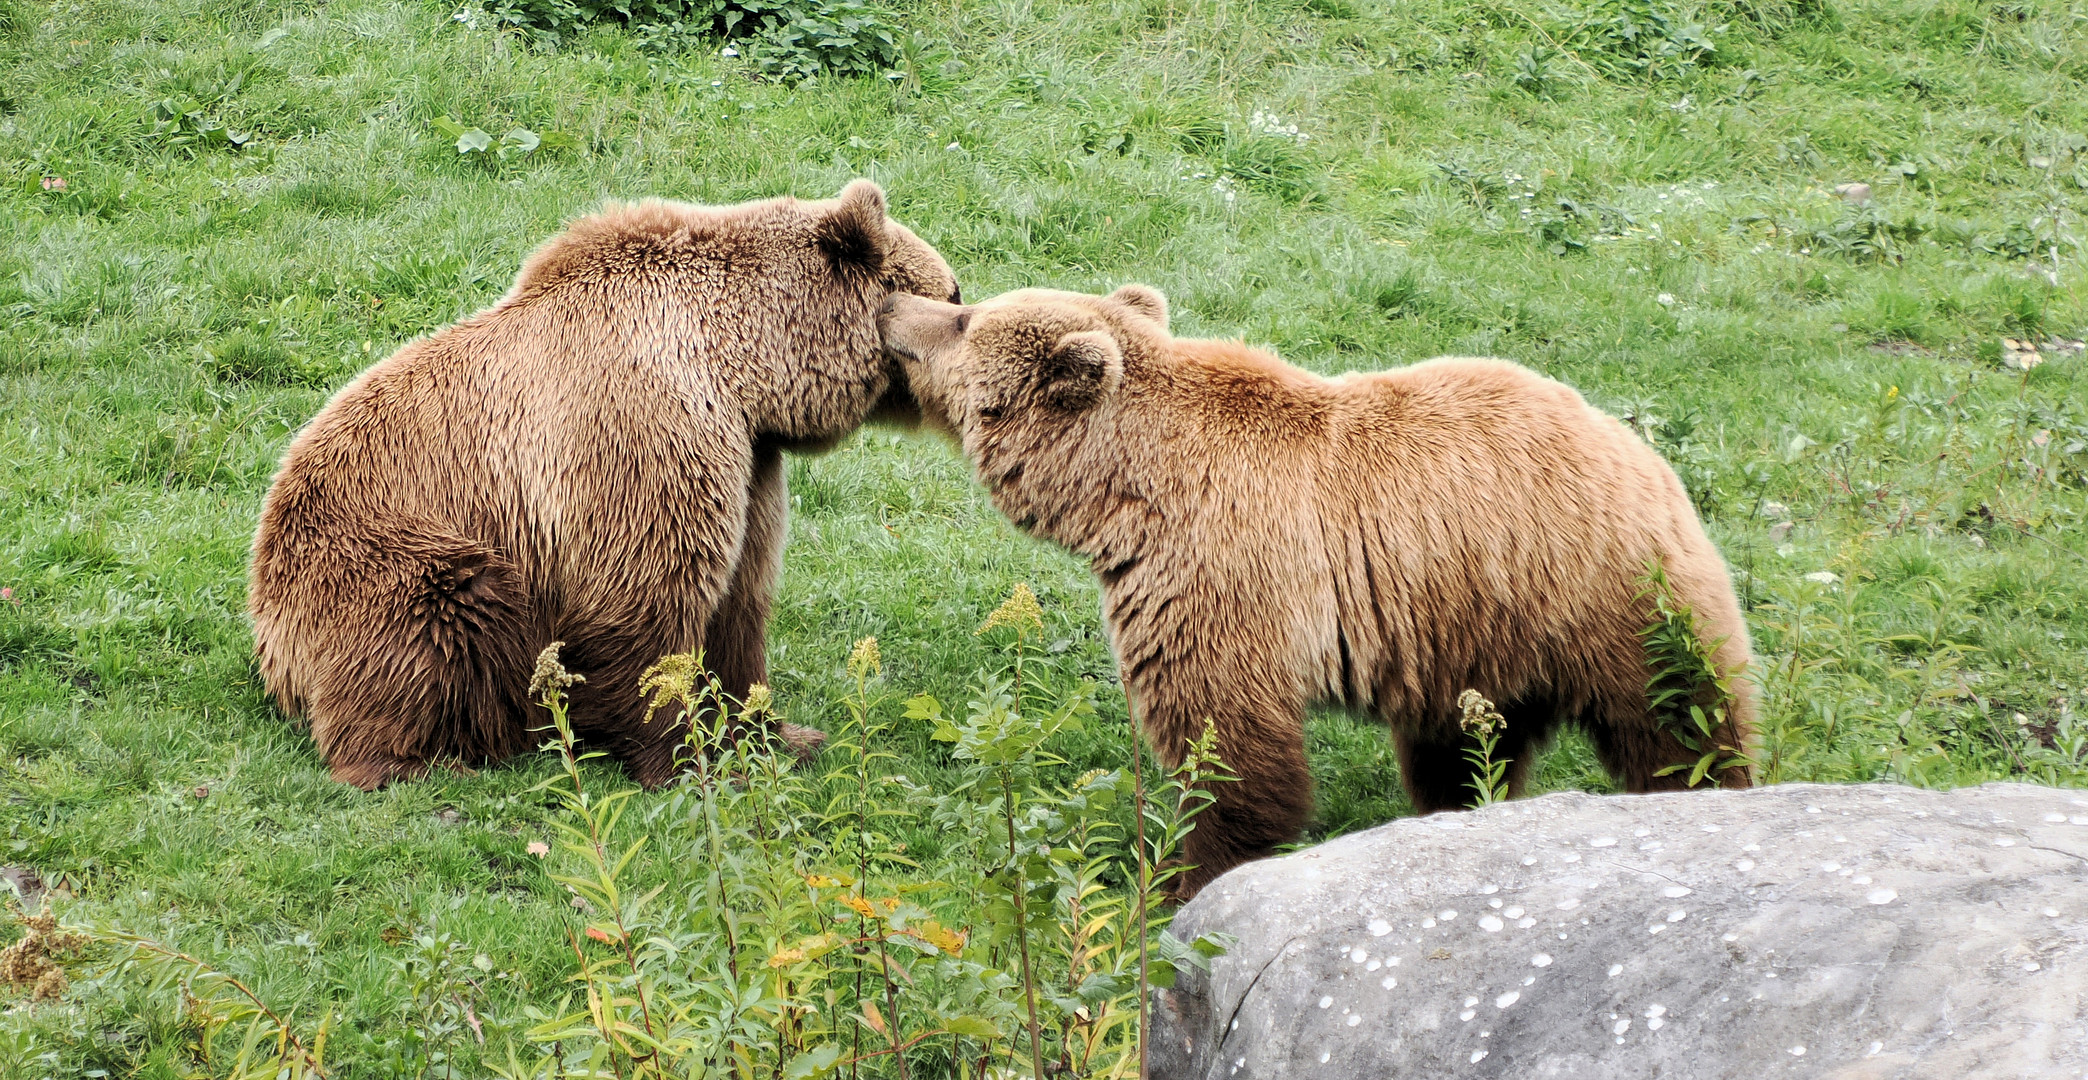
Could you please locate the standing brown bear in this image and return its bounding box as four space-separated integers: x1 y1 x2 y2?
880 285 1755 898
251 180 958 790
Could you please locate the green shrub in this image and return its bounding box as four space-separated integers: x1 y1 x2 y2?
737 0 901 81
479 0 902 79
1551 0 1727 81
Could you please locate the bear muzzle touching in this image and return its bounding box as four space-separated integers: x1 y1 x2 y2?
879 288 1135 434
887 283 1756 901
878 293 962 358
878 293 977 434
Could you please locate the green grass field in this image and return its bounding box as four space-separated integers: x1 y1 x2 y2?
2 0 2085 1073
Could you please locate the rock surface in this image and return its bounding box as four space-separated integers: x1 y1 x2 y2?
1151 783 2088 1079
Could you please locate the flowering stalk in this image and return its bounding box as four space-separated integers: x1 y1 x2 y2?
1459 690 1512 807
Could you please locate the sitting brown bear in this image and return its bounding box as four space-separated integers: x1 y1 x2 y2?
250 181 957 790
880 284 1755 897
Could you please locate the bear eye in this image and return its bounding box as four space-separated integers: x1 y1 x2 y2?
955 311 972 333
977 403 1003 421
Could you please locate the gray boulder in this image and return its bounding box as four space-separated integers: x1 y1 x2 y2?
1151 782 2088 1079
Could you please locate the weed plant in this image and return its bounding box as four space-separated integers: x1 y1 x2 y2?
1457 691 1512 808
1640 559 1754 786
3 0 2087 1071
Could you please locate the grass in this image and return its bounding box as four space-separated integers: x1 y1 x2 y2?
2 0 2086 1071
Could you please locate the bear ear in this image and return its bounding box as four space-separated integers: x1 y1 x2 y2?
1037 329 1124 411
817 179 890 273
1106 284 1169 330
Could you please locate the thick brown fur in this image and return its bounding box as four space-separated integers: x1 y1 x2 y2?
251 181 958 791
882 285 1756 898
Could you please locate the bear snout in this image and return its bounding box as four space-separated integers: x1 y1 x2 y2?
878 296 934 360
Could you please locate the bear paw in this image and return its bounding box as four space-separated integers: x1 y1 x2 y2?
777 722 828 762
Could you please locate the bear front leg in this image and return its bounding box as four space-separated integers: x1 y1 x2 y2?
1136 689 1314 902
704 444 784 704
701 445 827 761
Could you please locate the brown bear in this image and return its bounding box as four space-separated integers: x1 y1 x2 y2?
879 284 1755 897
250 180 958 790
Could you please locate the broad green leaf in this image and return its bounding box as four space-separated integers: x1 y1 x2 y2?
498 127 541 159
940 1014 1001 1038
783 1044 845 1079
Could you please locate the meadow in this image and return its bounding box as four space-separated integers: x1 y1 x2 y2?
1 0 2085 1073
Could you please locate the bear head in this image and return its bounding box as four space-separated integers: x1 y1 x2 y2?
877 283 1167 442
513 179 959 447
877 283 1169 545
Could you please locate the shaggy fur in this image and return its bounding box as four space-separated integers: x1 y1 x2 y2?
251 181 958 790
882 285 1755 897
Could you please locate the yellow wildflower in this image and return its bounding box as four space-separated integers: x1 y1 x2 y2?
637 652 702 724
847 637 881 681
977 583 1044 638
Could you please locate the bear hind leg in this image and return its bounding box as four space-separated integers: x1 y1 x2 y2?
411 546 539 761
1394 733 1480 814
301 537 537 785
329 754 432 791
1392 698 1552 814
615 730 686 792
1584 690 1753 794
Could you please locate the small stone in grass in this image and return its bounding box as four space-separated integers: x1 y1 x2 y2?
2002 338 2047 371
